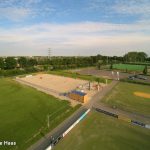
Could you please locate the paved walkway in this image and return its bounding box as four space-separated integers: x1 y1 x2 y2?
85 80 119 108
28 107 87 150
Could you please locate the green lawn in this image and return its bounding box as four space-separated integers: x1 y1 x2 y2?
54 112 150 150
124 62 150 66
101 82 150 116
48 70 111 83
0 78 80 150
113 64 145 71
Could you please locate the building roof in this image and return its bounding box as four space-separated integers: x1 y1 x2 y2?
71 90 87 96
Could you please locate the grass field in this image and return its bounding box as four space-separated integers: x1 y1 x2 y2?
113 64 145 71
0 78 80 150
124 62 150 66
54 111 150 150
101 82 150 116
48 70 111 83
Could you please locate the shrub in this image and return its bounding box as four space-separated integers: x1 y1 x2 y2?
0 67 38 77
143 65 148 75
120 78 150 86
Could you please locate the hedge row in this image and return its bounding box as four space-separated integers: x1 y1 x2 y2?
123 62 150 66
48 70 110 84
0 68 39 77
120 78 150 86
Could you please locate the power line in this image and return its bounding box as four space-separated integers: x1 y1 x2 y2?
48 48 51 60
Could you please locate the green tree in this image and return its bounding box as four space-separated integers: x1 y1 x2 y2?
96 77 100 85
146 57 150 61
5 57 17 69
137 52 148 62
124 51 147 62
143 65 147 75
97 60 103 70
0 58 5 69
43 65 49 70
110 62 113 69
28 59 37 66
18 57 27 68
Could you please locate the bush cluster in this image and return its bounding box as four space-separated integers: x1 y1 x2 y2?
0 67 39 77
120 78 150 86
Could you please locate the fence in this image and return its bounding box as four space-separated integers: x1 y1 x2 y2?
93 107 150 129
16 78 60 95
45 109 90 150
94 107 118 118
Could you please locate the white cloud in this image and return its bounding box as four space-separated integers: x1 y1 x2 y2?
1 0 150 22
113 0 150 19
0 0 55 21
0 21 150 56
87 0 150 21
0 7 31 21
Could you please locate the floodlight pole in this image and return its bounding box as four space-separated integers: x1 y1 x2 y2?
47 106 67 129
47 115 50 128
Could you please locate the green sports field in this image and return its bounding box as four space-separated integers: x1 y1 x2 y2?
54 112 150 150
113 64 145 71
0 78 79 150
101 82 150 116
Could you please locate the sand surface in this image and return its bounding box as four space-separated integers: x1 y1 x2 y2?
19 74 88 93
16 74 105 106
134 92 150 99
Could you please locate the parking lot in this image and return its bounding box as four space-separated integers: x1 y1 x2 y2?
74 68 130 79
74 68 150 82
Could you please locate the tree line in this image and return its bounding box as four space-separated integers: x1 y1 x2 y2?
0 55 123 70
0 57 37 70
124 52 148 62
0 51 149 71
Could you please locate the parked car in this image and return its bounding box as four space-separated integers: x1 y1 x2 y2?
128 75 135 80
128 75 147 80
135 75 147 80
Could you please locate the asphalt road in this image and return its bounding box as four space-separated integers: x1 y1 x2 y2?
28 107 88 150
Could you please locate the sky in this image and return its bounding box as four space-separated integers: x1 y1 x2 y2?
0 0 150 56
